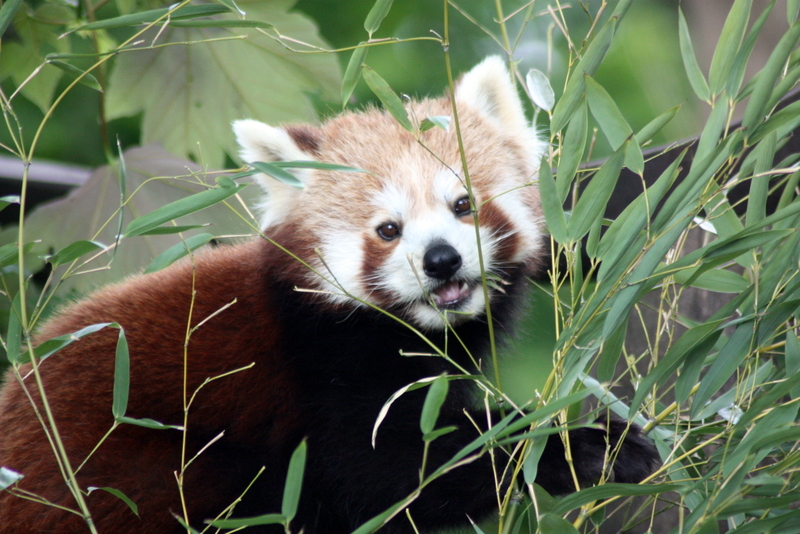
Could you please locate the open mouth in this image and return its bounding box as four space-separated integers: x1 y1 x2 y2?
429 280 475 310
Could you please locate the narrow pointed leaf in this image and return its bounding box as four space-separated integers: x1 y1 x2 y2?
635 105 680 145
526 68 555 111
282 440 306 522
742 20 800 133
420 375 448 435
87 486 138 516
790 0 800 23
123 181 246 237
144 233 215 274
678 9 710 102
0 468 23 491
556 98 587 203
362 65 412 132
708 0 752 96
208 515 286 528
419 115 451 132
112 328 130 419
746 130 777 226
48 240 106 268
0 0 24 39
695 96 730 163
538 162 569 243
364 0 393 37
71 4 231 32
342 45 368 108
585 76 631 150
568 144 626 241
47 61 102 92
6 292 23 364
551 20 616 133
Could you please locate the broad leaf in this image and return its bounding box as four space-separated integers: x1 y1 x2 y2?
105 0 340 169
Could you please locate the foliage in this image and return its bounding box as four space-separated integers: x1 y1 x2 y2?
0 0 800 533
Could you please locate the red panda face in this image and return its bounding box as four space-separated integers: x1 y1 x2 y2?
234 56 546 330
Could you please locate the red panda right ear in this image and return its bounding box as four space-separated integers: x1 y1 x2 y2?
233 119 322 230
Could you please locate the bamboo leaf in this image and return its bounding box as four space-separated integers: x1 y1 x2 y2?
538 161 569 243
0 0 24 39
742 20 800 133
695 96 730 163
585 76 632 150
112 328 130 420
144 233 215 274
746 130 778 226
207 514 286 528
47 60 102 92
678 8 710 102
556 98 588 203
0 467 23 491
567 144 626 241
48 240 106 268
553 483 682 515
123 180 247 237
526 68 555 111
364 0 393 37
790 0 800 23
342 45 368 108
537 513 580 533
551 19 616 133
708 0 752 96
282 440 306 522
362 65 412 132
635 105 680 146
419 115 451 132
726 1 775 98
87 486 138 516
420 375 448 435
6 292 23 365
70 4 231 32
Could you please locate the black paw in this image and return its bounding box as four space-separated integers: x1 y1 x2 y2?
534 418 660 495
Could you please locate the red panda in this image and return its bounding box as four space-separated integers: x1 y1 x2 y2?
0 57 658 533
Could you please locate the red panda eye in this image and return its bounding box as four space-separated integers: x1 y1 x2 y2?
454 196 471 216
377 222 401 241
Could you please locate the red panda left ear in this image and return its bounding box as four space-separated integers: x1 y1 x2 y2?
455 56 544 166
233 119 322 230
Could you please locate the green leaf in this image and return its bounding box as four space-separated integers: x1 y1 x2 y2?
585 76 631 150
635 105 680 146
342 45 368 108
124 181 246 238
672 267 751 294
691 322 755 418
551 19 617 133
48 240 106 267
362 65 412 132
6 292 23 364
522 435 548 484
144 233 214 274
553 483 682 515
422 425 457 442
207 514 286 528
537 513 580 534
708 0 752 96
0 0 23 36
116 416 184 430
282 440 306 522
630 319 726 415
87 486 138 516
0 467 23 491
695 95 730 163
526 68 555 111
419 115 451 132
791 0 800 23
556 98 588 203
567 144 626 241
678 8 710 102
250 161 304 189
746 130 778 226
538 161 568 243
24 323 114 364
786 331 800 398
164 19 275 28
420 375 448 435
272 161 369 174
364 0 393 37
71 4 232 32
726 1 775 98
112 329 130 420
106 1 341 169
136 225 207 236
742 20 800 133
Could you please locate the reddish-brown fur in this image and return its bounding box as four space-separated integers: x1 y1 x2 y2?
0 240 302 532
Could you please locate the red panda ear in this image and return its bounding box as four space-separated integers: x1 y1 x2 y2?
455 56 533 141
232 119 323 230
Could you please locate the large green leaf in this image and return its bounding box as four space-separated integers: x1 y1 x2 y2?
0 6 69 113
105 0 340 169
21 145 258 295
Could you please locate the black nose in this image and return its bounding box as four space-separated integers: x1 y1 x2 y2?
423 244 462 280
